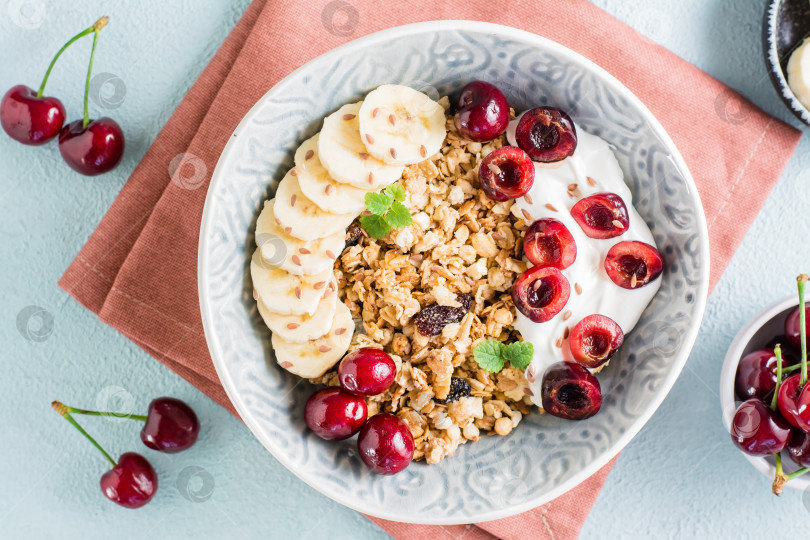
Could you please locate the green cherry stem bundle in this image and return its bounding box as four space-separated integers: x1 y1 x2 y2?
0 17 107 145
52 401 157 508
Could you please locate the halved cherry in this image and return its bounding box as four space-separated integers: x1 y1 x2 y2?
523 218 577 269
478 146 535 201
604 241 663 289
514 107 577 163
570 193 629 239
569 315 624 369
541 361 602 420
511 266 570 323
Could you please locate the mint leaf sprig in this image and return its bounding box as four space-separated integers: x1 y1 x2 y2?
473 339 534 373
359 183 412 238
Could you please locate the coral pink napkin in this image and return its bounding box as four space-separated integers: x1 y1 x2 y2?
59 0 801 538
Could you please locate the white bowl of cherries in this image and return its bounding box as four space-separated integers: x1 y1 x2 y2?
721 274 810 493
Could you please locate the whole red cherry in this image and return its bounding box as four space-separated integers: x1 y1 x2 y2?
100 452 158 509
140 397 200 453
0 84 65 145
454 81 510 142
357 413 414 475
305 387 367 441
338 348 396 396
58 117 125 175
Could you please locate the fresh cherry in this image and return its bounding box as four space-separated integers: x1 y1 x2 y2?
0 85 65 145
604 241 664 289
338 348 396 396
305 387 367 441
570 192 629 239
541 361 602 420
52 400 158 509
1 18 109 147
140 397 200 453
478 146 534 201
454 81 509 142
357 413 414 475
569 315 624 369
514 107 577 162
100 452 158 509
735 349 785 402
776 373 810 431
522 218 577 269
788 430 810 467
785 305 810 351
511 266 570 323
730 399 791 456
59 117 125 175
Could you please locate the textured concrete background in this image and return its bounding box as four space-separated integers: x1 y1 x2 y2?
1 0 807 538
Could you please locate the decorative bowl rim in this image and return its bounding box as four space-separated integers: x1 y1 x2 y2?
763 0 810 126
719 294 809 491
197 20 711 523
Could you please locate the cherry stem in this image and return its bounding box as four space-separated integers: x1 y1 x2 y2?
772 451 810 494
771 345 783 411
82 28 100 129
63 404 147 422
796 274 810 386
779 362 803 375
773 453 786 495
52 400 116 468
37 17 107 98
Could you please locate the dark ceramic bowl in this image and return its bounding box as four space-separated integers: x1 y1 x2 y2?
764 0 810 125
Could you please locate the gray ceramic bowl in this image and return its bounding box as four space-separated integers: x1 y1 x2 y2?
198 21 710 524
764 0 810 125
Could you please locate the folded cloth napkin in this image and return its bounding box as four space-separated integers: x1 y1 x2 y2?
59 0 801 538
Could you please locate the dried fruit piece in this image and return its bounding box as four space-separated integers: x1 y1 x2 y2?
413 293 472 336
344 221 363 250
434 378 472 404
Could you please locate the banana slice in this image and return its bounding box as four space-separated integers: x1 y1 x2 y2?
257 289 337 343
318 102 405 190
271 301 354 378
295 134 368 214
250 249 335 316
274 171 356 242
255 199 344 276
358 84 446 165
788 37 810 110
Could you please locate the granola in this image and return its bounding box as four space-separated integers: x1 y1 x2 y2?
310 98 533 464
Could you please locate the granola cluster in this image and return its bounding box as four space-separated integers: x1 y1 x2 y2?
309 98 536 464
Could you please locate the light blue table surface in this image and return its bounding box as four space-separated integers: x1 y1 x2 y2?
2 0 808 538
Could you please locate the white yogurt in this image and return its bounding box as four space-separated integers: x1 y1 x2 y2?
506 115 661 405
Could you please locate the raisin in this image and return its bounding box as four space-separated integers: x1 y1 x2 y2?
434 378 471 404
413 293 473 336
344 221 364 250
457 292 472 312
